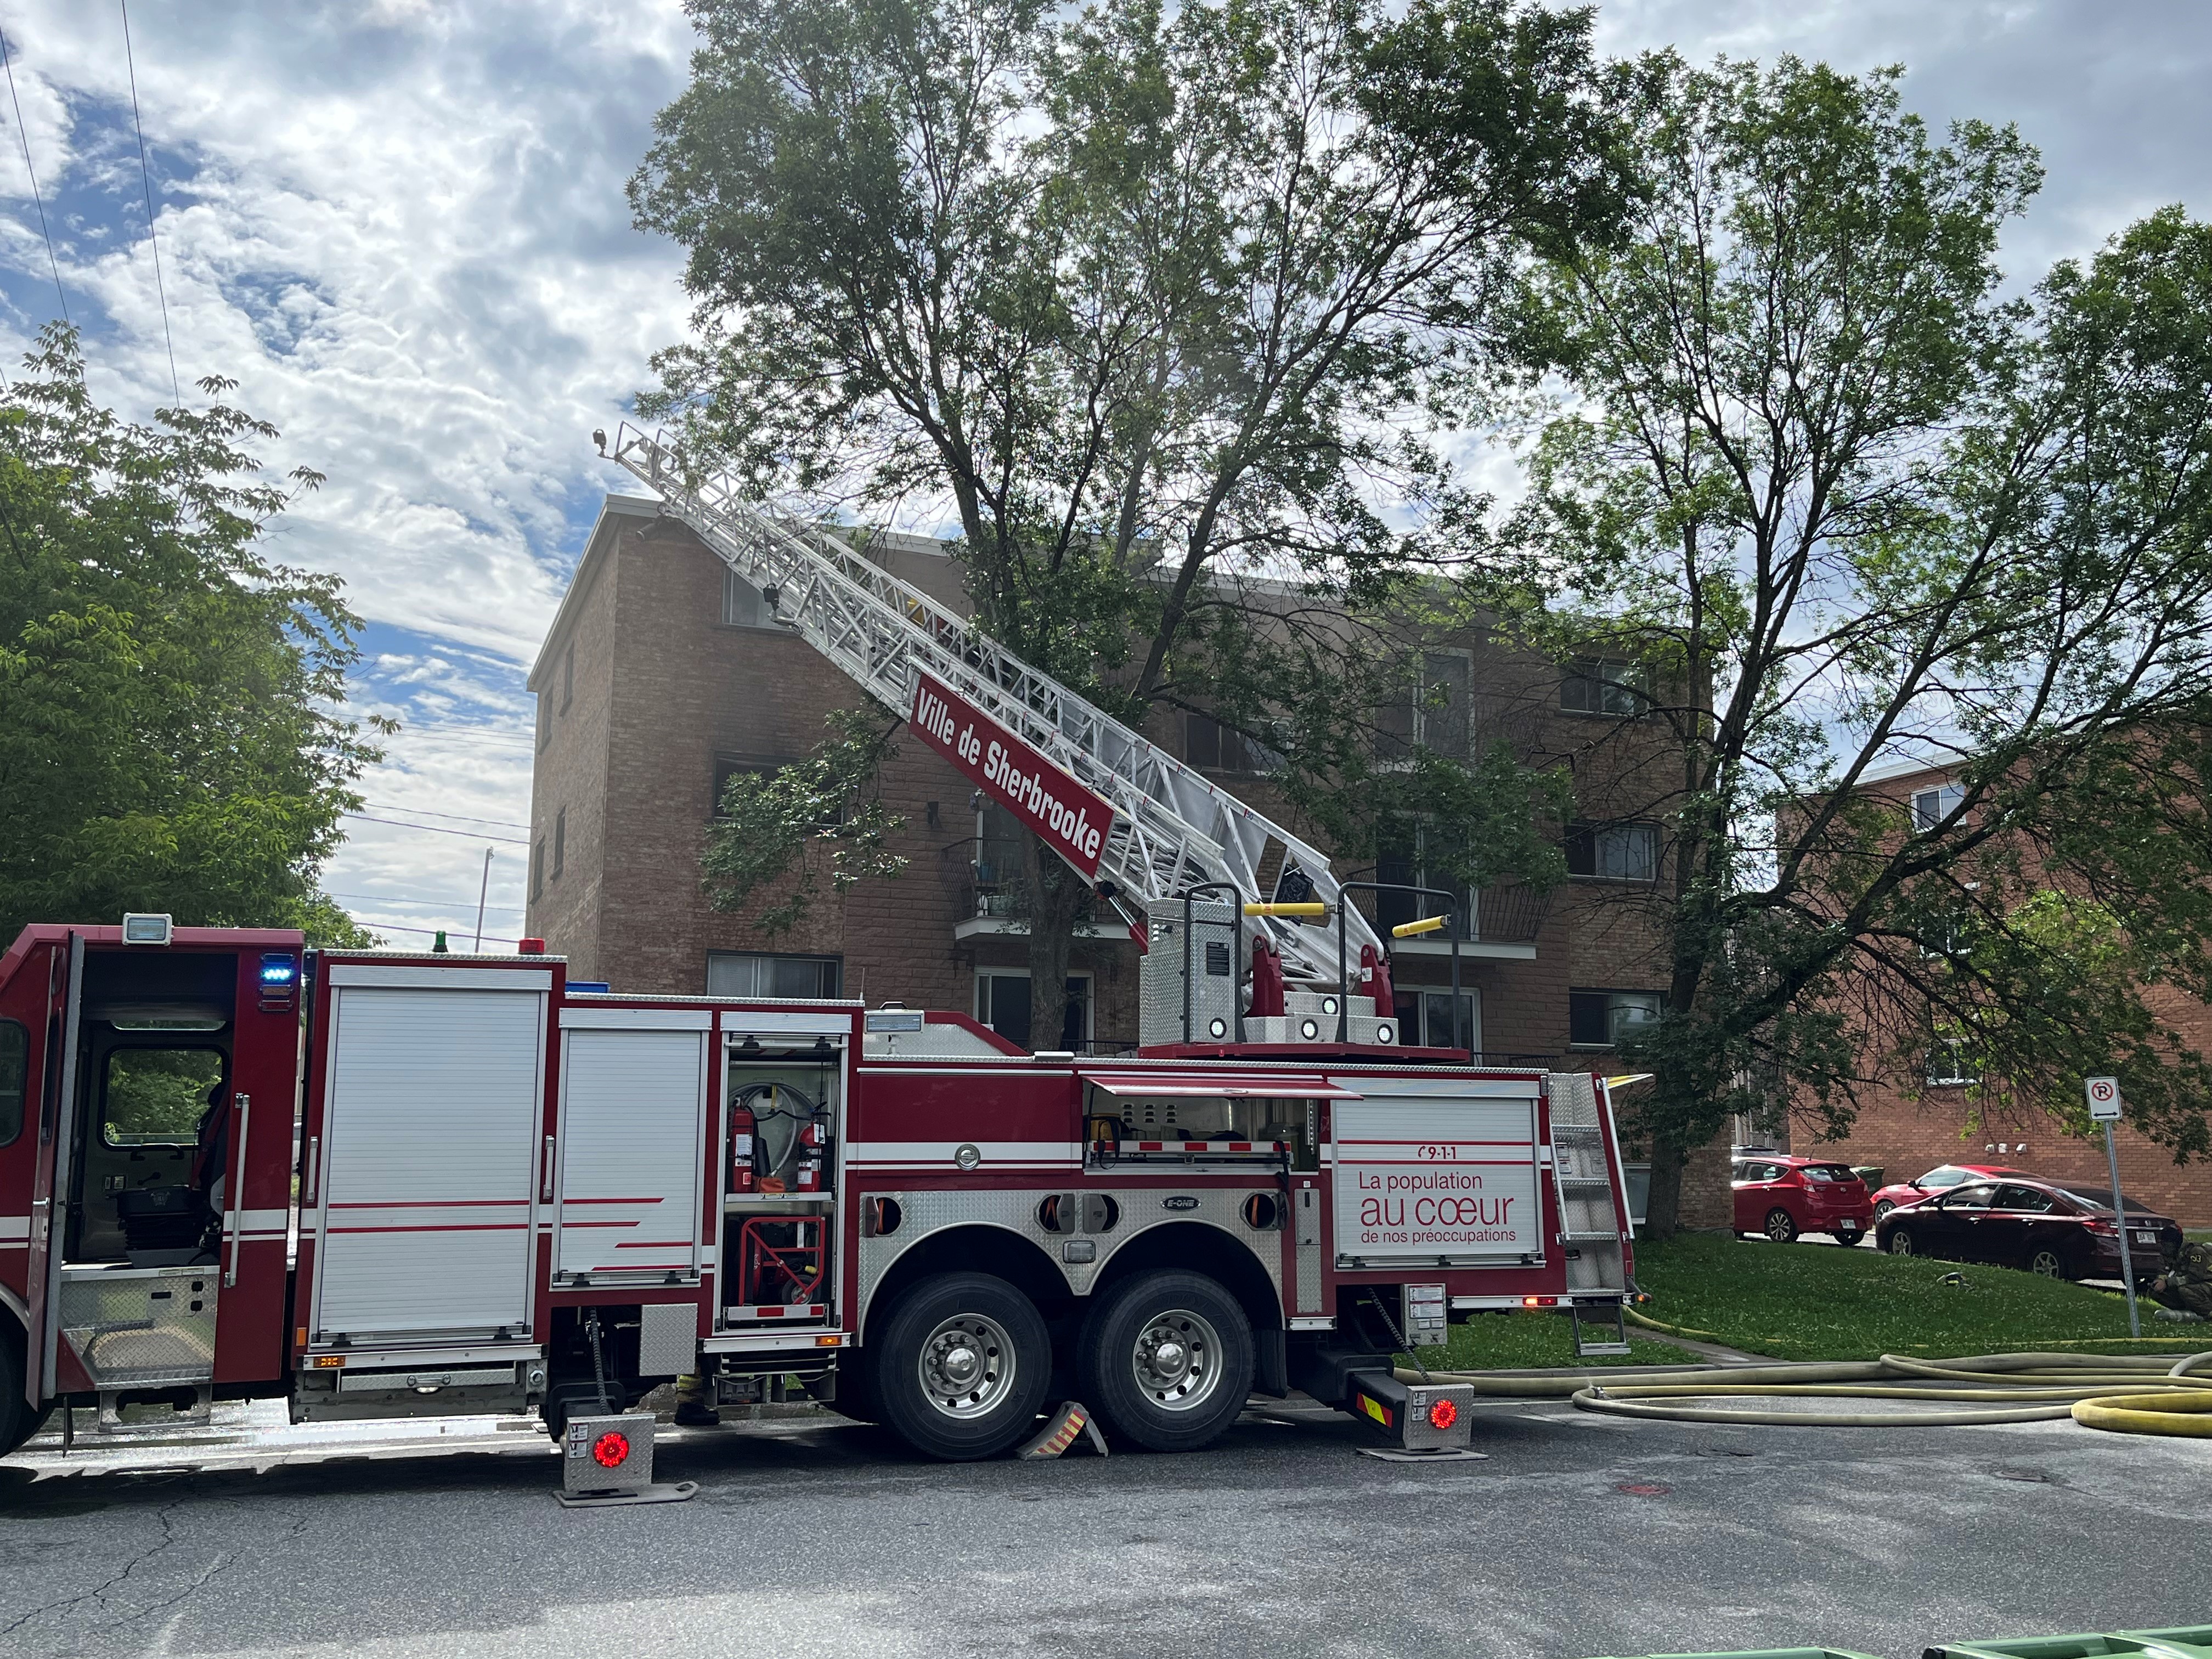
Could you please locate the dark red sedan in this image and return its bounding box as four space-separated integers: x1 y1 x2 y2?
1876 1177 2184 1282
1869 1163 2031 1222
1732 1154 1876 1246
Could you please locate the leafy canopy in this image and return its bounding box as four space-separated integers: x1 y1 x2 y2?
0 326 382 946
634 0 1626 963
1472 55 2212 1218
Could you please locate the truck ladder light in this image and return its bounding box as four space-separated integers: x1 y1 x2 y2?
1243 901 1326 918
1391 916 1446 938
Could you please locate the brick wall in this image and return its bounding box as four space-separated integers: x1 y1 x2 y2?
526 500 1692 1071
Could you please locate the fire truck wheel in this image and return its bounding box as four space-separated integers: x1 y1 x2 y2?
872 1273 1051 1460
1077 1271 1254 1453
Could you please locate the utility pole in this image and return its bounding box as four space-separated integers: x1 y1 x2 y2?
473 847 494 953
2085 1077 2139 1338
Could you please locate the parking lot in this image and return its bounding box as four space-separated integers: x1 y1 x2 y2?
4 1399 2207 1659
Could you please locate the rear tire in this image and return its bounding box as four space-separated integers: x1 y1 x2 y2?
1887 1227 1916 1257
1763 1208 1800 1245
2026 1246 2068 1279
1077 1270 1254 1453
872 1273 1050 1462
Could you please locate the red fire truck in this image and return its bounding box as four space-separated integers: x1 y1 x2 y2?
0 915 1635 1465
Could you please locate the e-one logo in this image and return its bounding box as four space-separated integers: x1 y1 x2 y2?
1163 1195 1199 1211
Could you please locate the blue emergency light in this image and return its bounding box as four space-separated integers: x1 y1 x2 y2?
259 951 300 1012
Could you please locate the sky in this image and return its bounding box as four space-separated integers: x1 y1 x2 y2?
0 0 2206 950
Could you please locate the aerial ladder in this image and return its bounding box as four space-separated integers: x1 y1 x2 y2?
605 424 1386 992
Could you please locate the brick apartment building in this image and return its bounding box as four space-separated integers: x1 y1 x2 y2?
522 492 1694 1082
1770 759 2212 1227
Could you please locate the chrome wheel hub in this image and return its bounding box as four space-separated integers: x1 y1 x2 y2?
918 1313 1014 1419
1131 1309 1222 1412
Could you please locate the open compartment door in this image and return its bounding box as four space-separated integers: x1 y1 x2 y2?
22 933 83 1407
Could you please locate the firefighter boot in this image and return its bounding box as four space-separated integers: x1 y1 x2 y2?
673 1373 720 1427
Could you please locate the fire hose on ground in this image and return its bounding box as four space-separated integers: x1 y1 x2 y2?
1396 1350 2212 1434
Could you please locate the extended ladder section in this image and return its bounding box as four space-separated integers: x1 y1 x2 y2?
608 424 1383 985
1544 1071 1633 1356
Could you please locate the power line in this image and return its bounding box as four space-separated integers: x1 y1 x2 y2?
358 919 522 946
325 890 528 913
361 800 529 830
0 27 67 324
341 811 529 846
117 1 177 406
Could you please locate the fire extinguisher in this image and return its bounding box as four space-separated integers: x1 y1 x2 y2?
730 1097 757 1194
795 1119 823 1192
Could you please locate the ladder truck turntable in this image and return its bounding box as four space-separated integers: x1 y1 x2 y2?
0 428 1637 1466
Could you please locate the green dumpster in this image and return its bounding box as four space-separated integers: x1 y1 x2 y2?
1923 1630 2212 1659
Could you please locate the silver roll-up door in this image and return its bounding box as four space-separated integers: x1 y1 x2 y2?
313 981 546 1341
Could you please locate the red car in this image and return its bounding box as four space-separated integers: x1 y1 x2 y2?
1732 1154 1876 1246
1869 1163 2030 1222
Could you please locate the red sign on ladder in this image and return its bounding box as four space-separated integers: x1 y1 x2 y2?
909 670 1113 877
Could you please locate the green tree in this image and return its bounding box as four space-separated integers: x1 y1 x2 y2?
632 0 1622 1012
1475 57 2212 1233
0 326 383 945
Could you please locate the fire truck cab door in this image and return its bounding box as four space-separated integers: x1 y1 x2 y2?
22 933 84 1407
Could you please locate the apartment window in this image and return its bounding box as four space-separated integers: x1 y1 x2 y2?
723 569 772 628
706 952 842 1000
531 838 546 900
552 808 566 879
1184 713 1274 775
1392 989 1479 1051
1926 1037 1978 1088
536 696 551 754
1376 652 1471 760
975 970 1091 1052
1375 829 1475 937
1560 658 1644 716
1566 822 1659 882
1912 781 1966 833
561 644 574 714
1570 989 1662 1047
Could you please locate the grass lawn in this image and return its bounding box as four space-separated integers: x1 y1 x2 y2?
1631 1232 2211 1363
1418 1310 1687 1371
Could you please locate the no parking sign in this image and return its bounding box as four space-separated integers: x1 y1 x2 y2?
2086 1076 2121 1121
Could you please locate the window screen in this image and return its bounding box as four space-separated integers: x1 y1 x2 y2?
1565 823 1658 881
706 952 842 1000
0 1020 25 1147
1912 782 1965 833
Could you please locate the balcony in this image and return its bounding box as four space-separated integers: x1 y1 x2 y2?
941 839 1134 943
1386 882 1549 961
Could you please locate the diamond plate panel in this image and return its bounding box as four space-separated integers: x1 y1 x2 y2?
59 1266 218 1387
637 1302 699 1376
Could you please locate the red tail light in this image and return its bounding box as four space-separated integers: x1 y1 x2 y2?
2086 1217 2118 1235
1428 1398 1460 1430
592 1431 630 1468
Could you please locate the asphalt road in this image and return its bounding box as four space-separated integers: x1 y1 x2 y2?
4 1400 2208 1659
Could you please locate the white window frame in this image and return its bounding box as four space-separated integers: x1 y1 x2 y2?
1912 782 1966 834
705 951 843 1000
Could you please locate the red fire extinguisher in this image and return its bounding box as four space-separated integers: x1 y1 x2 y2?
730 1099 757 1194
795 1120 822 1192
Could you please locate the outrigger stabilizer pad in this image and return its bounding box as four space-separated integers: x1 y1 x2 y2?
555 1413 701 1507
1019 1400 1109 1459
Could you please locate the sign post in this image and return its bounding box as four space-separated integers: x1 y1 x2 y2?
2085 1076 2139 1338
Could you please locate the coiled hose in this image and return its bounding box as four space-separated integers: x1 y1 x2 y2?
1398 1350 2212 1432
